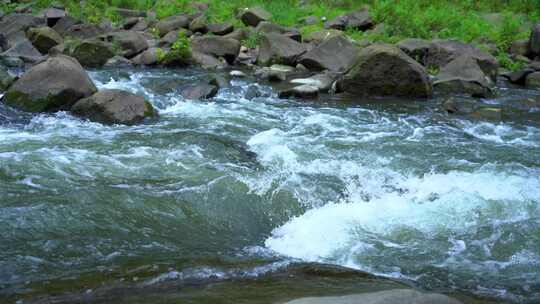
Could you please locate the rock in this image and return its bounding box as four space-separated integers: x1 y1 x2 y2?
501 68 535 85
257 33 306 66
130 19 149 32
1 37 43 63
191 36 240 64
230 70 247 78
339 44 432 98
42 7 65 27
207 22 234 36
72 89 155 125
0 14 44 44
279 84 319 99
63 23 104 39
530 22 540 55
0 56 24 68
509 39 530 57
300 16 319 26
245 85 262 100
182 82 218 99
471 107 502 122
27 26 63 53
239 7 272 27
0 66 14 91
256 22 302 42
433 55 493 98
255 67 287 82
303 29 344 45
299 35 358 72
325 9 374 31
0 34 8 52
104 55 132 67
397 38 430 65
3 55 97 112
290 72 338 92
191 51 224 69
123 17 141 30
155 14 190 37
189 15 208 34
425 39 499 81
223 28 250 42
526 71 540 88
100 31 148 58
159 30 185 47
131 47 159 65
285 289 462 304
51 15 80 36
70 39 115 68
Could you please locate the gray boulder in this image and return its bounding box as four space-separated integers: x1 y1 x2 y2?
207 23 234 36
104 55 132 67
425 39 499 80
0 66 15 92
191 36 240 64
279 84 319 99
189 15 208 34
182 82 218 99
0 14 44 44
239 7 271 27
51 15 80 36
290 72 339 92
257 33 306 66
223 28 250 42
299 35 358 72
70 39 115 68
255 22 301 42
1 38 43 63
100 31 148 58
3 55 97 112
339 44 432 98
155 14 190 37
42 7 66 27
27 26 63 53
131 47 159 65
72 89 156 125
397 38 430 65
303 29 344 45
526 71 540 88
325 9 374 31
433 55 493 98
509 39 530 57
285 289 462 304
530 22 540 56
63 23 104 39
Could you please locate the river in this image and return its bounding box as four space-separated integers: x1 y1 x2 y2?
1 68 539 303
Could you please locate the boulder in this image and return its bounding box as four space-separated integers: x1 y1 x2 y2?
155 14 190 37
131 47 159 65
159 29 187 47
290 72 338 92
3 55 97 112
255 22 301 42
51 15 80 36
433 55 493 98
223 28 250 42
27 26 63 53
104 55 132 67
0 14 44 44
72 89 156 125
0 66 15 92
63 23 104 39
191 51 225 69
425 39 499 80
338 44 432 98
189 15 208 34
530 22 540 56
42 7 66 27
70 39 115 67
257 33 306 66
207 23 234 36
397 38 430 65
501 68 535 85
325 9 374 31
239 7 272 27
279 84 319 99
100 31 148 58
182 82 218 99
526 71 540 88
191 36 240 64
303 29 344 45
299 35 358 72
509 39 530 57
0 34 8 52
1 35 44 63
285 289 462 304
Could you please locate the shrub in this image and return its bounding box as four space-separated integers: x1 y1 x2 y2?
158 31 191 66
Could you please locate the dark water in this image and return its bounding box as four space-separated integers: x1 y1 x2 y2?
1 68 539 303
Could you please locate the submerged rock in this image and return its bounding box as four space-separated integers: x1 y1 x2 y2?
3 55 97 112
338 44 432 98
285 289 462 304
257 33 306 66
182 82 218 100
72 89 156 125
434 55 493 98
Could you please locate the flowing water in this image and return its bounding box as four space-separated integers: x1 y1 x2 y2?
1 68 539 303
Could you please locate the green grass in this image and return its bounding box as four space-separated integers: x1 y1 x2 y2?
2 0 539 70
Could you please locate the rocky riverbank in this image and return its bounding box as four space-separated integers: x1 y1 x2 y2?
1 3 539 125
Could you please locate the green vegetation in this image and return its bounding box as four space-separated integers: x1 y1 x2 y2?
2 0 539 70
157 31 191 66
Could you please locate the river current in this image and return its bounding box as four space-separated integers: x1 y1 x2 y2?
1 68 539 303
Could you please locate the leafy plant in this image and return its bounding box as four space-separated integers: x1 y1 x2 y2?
158 31 191 66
